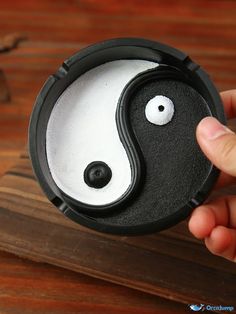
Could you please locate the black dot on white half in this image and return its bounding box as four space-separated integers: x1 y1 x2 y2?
84 161 112 188
145 95 175 125
46 60 158 206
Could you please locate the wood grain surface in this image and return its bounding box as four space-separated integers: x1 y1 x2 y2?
0 154 235 310
1 250 189 314
0 70 10 102
0 0 236 312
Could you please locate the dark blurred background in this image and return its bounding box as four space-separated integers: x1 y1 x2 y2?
0 1 235 312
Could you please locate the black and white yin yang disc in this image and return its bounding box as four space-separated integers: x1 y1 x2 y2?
29 38 226 235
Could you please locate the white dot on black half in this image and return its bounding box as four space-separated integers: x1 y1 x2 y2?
145 95 175 125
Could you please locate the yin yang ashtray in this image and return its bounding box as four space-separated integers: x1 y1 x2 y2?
29 38 226 235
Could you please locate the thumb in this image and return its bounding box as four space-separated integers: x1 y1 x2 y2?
196 117 236 176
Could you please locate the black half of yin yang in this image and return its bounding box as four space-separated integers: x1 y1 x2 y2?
46 59 214 226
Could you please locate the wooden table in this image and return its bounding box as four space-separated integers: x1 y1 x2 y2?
1 250 188 314
0 1 236 312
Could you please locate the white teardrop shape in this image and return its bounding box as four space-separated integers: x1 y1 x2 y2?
46 59 158 206
145 95 175 125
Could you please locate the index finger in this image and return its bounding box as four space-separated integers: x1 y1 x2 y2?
220 89 236 119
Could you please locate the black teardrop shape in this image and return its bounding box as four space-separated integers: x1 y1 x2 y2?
84 161 112 188
113 66 211 226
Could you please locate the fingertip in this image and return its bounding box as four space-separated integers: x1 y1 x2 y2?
196 116 207 141
205 225 233 256
195 117 217 153
196 116 231 141
188 206 216 239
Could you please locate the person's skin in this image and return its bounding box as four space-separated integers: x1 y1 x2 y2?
189 90 236 262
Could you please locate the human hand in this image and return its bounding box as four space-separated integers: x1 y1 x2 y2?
189 90 236 262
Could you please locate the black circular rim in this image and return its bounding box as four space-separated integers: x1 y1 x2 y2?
28 37 226 235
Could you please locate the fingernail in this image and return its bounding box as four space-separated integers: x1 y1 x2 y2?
198 117 234 140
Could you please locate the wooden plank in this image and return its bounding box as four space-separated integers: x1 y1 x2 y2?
0 69 10 102
0 155 235 307
0 251 188 314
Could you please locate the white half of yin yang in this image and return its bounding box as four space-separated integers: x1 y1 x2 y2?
46 59 159 206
